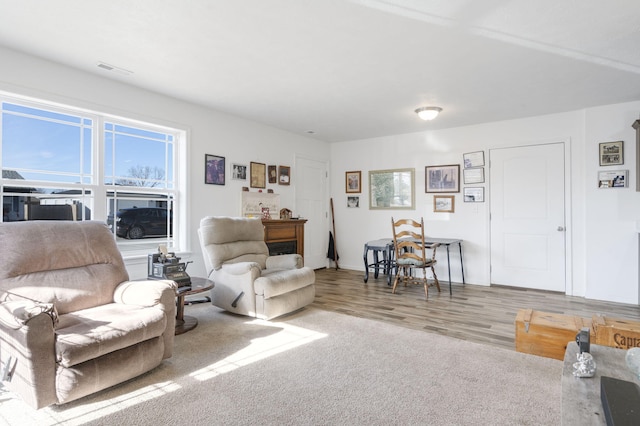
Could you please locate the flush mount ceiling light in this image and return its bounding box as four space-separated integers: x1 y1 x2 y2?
415 106 442 121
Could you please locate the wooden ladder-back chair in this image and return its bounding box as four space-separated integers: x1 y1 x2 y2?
391 217 441 299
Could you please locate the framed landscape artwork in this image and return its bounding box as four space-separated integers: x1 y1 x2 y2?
434 195 455 212
369 168 415 210
369 169 416 210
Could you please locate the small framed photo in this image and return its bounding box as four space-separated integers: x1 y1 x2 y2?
346 171 361 193
463 168 485 184
232 163 247 180
434 195 455 212
598 170 628 188
268 165 277 184
205 154 225 185
463 151 485 168
425 164 460 193
463 187 484 202
599 141 623 166
250 162 266 188
347 196 360 208
278 165 291 185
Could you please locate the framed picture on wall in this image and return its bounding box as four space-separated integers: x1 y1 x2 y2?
598 169 628 188
250 162 266 188
463 151 485 168
268 165 277 183
205 154 225 185
232 163 247 180
345 171 361 193
278 166 291 185
463 187 484 202
463 168 484 184
369 168 415 210
599 141 623 166
434 195 455 212
425 164 460 193
347 196 360 208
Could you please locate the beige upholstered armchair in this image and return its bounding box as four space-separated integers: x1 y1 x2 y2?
0 221 177 409
198 216 315 320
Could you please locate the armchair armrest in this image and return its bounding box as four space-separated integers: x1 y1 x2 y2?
220 262 263 276
0 300 58 409
114 279 177 360
212 262 264 315
0 300 57 330
114 280 177 307
266 254 303 270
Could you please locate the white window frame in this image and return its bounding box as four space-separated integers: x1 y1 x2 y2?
0 93 188 259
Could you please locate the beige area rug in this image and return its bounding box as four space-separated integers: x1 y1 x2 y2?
0 304 562 425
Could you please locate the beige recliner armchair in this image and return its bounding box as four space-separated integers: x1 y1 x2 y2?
0 221 176 409
198 216 315 320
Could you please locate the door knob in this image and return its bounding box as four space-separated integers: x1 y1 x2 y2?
557 226 565 231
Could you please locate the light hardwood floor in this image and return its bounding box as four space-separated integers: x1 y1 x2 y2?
311 268 640 351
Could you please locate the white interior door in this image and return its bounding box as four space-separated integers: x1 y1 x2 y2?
295 156 328 269
490 143 566 291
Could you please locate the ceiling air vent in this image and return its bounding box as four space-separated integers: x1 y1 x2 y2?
97 62 133 76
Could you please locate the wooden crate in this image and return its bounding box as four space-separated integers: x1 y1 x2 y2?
592 314 640 350
515 308 592 360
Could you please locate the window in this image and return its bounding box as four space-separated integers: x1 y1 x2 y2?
1 96 184 257
104 121 177 253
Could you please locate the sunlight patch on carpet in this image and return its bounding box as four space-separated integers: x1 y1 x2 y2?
190 319 327 381
34 381 182 425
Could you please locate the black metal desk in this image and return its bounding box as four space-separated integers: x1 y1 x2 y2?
422 237 465 294
362 237 464 294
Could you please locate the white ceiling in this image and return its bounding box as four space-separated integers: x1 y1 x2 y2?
1 0 640 142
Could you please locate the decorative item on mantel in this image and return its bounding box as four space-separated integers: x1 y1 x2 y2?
280 208 292 220
261 204 271 219
242 191 279 218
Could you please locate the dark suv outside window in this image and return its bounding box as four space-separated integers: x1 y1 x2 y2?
115 207 171 239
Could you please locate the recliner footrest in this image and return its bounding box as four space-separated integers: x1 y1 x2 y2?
254 267 315 299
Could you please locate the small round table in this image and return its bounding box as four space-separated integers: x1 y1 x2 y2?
175 277 214 335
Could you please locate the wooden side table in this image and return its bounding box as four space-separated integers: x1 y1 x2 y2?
175 277 214 335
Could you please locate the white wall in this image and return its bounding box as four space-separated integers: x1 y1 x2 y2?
584 103 640 303
330 102 640 305
0 46 330 279
2 46 639 305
